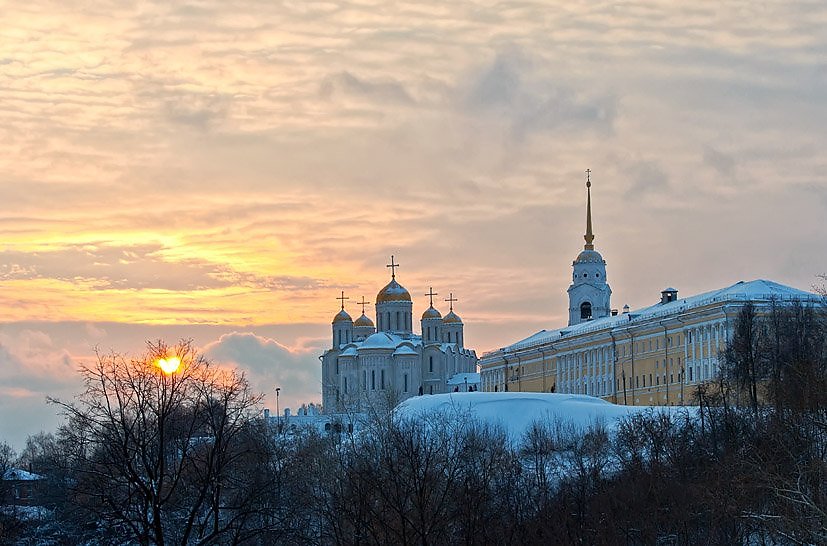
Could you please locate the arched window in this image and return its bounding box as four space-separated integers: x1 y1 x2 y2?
580 301 592 320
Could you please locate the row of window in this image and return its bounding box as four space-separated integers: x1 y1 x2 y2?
343 371 410 394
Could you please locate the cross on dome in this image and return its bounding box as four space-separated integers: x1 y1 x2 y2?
386 255 399 279
356 296 370 314
425 287 438 307
336 290 349 310
445 292 458 312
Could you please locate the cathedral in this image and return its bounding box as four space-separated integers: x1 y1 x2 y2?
321 258 478 413
480 172 824 405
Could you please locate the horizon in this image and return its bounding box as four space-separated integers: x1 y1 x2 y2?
2 0 827 449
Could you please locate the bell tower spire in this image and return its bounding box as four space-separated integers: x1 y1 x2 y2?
584 169 594 250
567 168 611 326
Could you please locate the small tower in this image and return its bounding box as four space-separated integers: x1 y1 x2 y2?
441 292 464 348
332 291 354 347
375 255 413 335
353 296 376 340
567 170 612 326
421 287 443 344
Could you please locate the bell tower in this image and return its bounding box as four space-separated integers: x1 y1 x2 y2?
567 170 612 326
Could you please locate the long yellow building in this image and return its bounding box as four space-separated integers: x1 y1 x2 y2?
479 176 824 405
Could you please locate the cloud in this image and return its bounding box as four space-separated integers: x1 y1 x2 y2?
623 161 670 199
462 48 616 140
0 243 326 292
0 330 84 448
703 146 736 177
203 332 324 410
320 71 415 104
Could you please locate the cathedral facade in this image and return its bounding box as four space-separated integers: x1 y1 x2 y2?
479 174 824 405
321 259 478 413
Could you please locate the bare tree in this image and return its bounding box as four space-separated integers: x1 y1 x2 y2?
0 440 15 502
50 339 270 545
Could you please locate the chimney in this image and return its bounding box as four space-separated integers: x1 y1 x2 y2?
661 287 678 304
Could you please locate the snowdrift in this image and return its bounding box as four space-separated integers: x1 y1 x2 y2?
395 392 692 441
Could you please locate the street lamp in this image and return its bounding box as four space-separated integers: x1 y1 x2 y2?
275 387 281 433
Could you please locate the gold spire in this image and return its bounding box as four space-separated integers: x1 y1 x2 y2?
584 169 594 250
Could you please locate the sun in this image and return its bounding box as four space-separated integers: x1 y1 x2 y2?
156 356 182 374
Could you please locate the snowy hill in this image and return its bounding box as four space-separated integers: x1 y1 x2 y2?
396 392 691 441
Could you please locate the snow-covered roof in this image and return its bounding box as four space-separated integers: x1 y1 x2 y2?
347 331 425 354
360 332 403 350
340 345 358 356
393 344 418 356
491 279 822 355
447 372 481 386
3 468 42 481
396 392 691 441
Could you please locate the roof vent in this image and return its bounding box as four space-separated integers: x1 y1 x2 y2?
661 287 678 304
622 304 630 314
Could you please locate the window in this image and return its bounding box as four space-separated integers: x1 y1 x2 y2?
381 369 385 389
363 371 367 390
371 370 375 390
336 361 339 374
689 367 693 381
656 360 659 369
656 375 660 385
580 301 592 320
649 373 652 386
429 385 433 394
429 356 434 373
635 376 639 388
344 377 348 393
404 373 408 392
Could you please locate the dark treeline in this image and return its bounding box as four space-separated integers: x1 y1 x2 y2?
2 302 826 545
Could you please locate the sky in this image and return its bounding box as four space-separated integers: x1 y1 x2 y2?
1 0 826 449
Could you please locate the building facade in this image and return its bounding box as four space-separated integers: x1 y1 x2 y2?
321 259 478 413
479 176 824 405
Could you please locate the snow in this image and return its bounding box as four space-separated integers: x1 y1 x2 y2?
3 468 42 481
446 372 481 386
392 344 418 356
396 392 691 441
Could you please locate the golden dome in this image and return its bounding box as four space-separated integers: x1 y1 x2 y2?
332 309 352 324
442 310 463 324
354 313 374 327
376 278 412 304
421 305 442 320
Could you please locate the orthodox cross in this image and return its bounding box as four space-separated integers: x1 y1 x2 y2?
386 255 399 279
425 287 438 307
445 292 458 312
336 290 349 310
585 168 591 187
356 296 370 314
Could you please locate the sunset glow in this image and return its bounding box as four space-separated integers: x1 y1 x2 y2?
156 356 182 375
1 0 826 449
